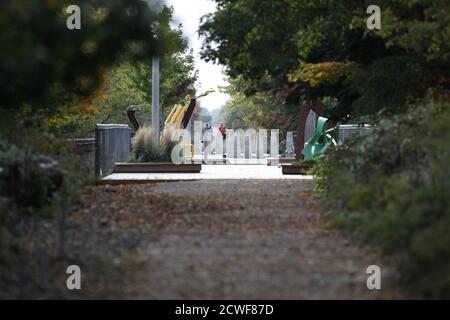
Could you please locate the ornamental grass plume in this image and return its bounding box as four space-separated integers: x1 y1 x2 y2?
131 126 166 163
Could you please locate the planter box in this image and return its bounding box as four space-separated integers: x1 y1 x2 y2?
113 163 202 173
266 157 296 166
281 164 313 175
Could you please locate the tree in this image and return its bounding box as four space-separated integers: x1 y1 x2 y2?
52 47 198 137
222 76 298 134
200 0 449 121
8 4 198 138
0 0 162 131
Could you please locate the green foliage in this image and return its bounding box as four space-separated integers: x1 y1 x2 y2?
373 0 450 63
131 143 168 163
107 6 198 113
46 6 198 138
201 0 449 121
130 126 174 163
0 139 63 258
112 49 197 118
351 55 429 118
293 159 316 167
57 51 197 138
222 76 298 134
0 2 197 258
0 0 160 124
0 141 61 213
200 0 386 118
288 62 356 88
314 101 450 298
0 128 102 263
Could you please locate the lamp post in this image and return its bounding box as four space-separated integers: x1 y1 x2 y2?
150 1 164 144
152 56 160 144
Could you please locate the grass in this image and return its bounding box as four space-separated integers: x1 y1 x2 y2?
130 126 176 163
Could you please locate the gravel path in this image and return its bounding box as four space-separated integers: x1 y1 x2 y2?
5 179 403 299
77 180 402 299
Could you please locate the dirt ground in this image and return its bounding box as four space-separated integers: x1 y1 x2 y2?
0 180 404 299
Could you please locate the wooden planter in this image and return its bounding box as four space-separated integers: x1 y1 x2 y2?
266 157 296 166
281 164 313 175
113 163 201 173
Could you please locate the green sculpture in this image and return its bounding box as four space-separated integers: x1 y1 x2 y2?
301 117 335 160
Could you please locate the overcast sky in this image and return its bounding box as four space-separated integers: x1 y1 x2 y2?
165 0 230 111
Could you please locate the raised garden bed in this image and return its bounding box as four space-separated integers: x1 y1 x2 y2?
266 157 296 166
281 164 313 175
113 163 202 173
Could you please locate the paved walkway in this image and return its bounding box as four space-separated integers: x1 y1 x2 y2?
103 164 313 181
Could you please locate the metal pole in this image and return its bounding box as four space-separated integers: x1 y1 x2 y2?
152 56 160 144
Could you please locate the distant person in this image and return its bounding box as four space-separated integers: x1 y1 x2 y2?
204 124 212 149
205 124 213 136
219 124 226 140
219 124 227 159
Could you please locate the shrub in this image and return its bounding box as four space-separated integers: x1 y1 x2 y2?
0 141 63 213
0 139 66 259
314 101 450 298
293 159 316 167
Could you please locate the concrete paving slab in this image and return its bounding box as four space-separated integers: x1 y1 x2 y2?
102 164 313 182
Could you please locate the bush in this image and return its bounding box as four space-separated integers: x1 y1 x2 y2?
0 139 66 259
293 159 316 167
314 101 450 298
0 141 63 213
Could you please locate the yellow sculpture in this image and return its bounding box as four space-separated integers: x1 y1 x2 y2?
161 96 196 156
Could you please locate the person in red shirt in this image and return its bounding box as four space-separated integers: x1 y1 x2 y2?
219 124 226 140
218 124 227 159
